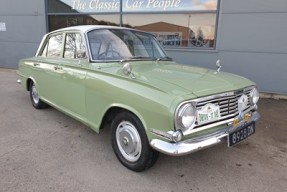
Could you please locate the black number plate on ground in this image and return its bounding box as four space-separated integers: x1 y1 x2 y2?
228 123 255 147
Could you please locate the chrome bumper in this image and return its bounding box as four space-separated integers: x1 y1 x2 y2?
16 79 21 84
150 111 260 156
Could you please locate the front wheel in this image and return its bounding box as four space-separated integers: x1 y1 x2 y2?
111 111 159 172
29 81 48 109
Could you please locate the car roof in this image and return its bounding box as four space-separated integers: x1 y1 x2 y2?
51 25 138 34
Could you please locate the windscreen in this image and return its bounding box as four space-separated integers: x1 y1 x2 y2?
87 29 168 61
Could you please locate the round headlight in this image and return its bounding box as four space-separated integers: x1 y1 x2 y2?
176 103 196 131
250 88 259 105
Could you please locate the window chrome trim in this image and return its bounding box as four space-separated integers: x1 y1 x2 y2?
36 33 49 56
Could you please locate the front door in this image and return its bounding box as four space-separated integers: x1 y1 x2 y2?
58 33 88 118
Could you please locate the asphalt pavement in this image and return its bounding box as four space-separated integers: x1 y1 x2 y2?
0 69 286 192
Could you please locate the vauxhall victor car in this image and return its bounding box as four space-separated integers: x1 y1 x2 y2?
17 25 260 172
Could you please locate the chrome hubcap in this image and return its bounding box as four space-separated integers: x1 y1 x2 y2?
116 121 142 162
31 84 39 104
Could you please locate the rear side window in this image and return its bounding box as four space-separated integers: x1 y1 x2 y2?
41 34 63 58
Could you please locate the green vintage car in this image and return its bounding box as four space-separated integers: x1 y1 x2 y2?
17 25 260 172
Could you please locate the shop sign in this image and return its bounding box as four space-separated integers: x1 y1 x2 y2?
123 0 218 12
67 0 217 13
70 0 120 12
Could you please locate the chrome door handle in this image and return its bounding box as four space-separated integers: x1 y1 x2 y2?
33 63 40 67
54 66 63 70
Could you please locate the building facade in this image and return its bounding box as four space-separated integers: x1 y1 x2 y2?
0 0 286 94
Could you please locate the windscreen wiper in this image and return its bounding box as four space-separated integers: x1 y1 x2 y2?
129 56 153 60
120 56 153 63
156 56 173 61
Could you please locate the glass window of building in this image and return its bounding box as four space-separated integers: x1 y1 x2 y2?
47 0 219 50
122 13 216 49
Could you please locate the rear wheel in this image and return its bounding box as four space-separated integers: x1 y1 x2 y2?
111 111 159 172
29 81 48 109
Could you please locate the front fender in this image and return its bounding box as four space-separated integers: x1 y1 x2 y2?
84 69 178 140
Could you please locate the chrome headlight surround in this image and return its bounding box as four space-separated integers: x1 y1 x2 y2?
250 87 259 105
175 102 197 133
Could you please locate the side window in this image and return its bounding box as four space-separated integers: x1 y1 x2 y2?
45 34 63 58
64 33 87 59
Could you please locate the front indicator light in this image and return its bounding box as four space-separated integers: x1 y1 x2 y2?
244 113 250 122
171 130 183 142
233 118 239 127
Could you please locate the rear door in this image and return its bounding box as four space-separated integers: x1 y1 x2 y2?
36 33 64 104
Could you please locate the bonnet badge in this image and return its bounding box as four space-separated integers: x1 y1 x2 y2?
215 59 222 73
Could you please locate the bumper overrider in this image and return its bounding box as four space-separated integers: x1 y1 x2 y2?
150 111 260 156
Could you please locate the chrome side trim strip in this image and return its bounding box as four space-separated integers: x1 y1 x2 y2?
150 128 172 141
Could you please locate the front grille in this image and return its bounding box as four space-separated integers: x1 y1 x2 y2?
194 88 253 127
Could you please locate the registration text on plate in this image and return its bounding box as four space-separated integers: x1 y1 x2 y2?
228 123 255 147
197 103 221 125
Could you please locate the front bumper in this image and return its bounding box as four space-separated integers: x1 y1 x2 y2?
150 111 260 156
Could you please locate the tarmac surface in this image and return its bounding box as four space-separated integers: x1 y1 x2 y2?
0 69 287 192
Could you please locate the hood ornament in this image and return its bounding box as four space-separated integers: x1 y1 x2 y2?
215 59 222 73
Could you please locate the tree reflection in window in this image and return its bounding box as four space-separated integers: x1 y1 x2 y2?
46 34 63 58
64 33 86 59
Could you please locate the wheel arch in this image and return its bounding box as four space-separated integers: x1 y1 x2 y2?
99 104 148 133
26 77 36 91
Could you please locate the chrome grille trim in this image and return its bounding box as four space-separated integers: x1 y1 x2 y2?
174 86 256 136
182 107 256 136
194 87 254 128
